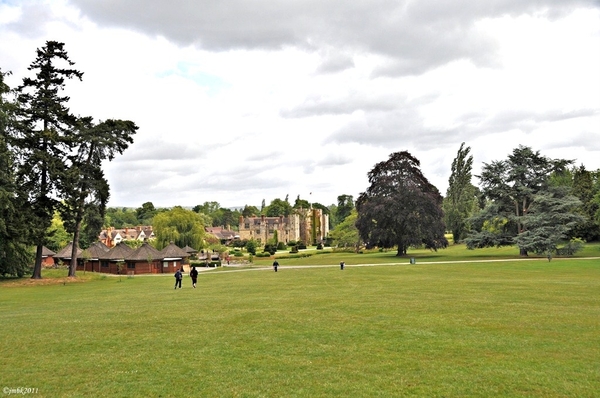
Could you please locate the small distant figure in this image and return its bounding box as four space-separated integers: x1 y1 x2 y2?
190 266 198 288
174 268 183 289
273 260 279 272
340 261 345 270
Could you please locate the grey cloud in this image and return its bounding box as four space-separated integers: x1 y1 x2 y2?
69 0 598 76
119 139 211 162
314 50 355 74
5 2 54 38
280 93 404 118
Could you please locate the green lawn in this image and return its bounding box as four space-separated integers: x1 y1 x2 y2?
1 257 599 397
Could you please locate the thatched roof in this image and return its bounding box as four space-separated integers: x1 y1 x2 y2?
160 242 189 260
129 242 162 261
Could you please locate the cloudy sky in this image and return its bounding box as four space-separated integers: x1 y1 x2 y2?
1 0 599 209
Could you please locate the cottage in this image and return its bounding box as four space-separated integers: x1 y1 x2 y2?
98 226 155 248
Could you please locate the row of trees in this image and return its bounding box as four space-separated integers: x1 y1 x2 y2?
445 144 599 256
0 41 137 278
98 144 599 260
329 145 599 258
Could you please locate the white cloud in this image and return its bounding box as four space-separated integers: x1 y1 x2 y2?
1 0 598 208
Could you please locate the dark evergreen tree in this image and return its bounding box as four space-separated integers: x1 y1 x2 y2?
0 70 33 277
514 186 584 255
59 118 137 277
356 151 448 256
13 41 83 279
466 146 573 255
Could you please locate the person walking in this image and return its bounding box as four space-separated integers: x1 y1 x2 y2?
340 261 345 270
174 268 183 289
190 266 198 288
273 260 279 272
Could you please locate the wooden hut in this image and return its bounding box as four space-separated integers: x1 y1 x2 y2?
100 242 134 275
127 243 163 274
159 242 190 273
79 242 110 272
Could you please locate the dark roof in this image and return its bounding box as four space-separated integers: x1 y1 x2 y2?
54 242 82 259
183 245 198 254
205 227 238 240
102 242 134 261
41 246 56 257
160 242 189 259
82 242 110 259
129 243 162 261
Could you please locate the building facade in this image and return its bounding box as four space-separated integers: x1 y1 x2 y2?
238 208 329 244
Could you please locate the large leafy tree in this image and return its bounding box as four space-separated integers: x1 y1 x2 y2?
241 205 259 217
0 70 33 277
59 118 137 277
328 209 360 250
356 151 448 256
265 198 292 216
136 201 157 224
104 207 139 228
153 206 206 250
466 146 573 255
335 194 354 226
443 143 479 243
13 41 83 279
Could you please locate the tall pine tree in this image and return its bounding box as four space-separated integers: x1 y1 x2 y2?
14 41 83 278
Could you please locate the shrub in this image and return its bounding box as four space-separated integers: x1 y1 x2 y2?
277 242 287 251
556 238 585 256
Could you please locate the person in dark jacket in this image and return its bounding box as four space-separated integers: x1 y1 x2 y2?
273 260 279 272
190 266 198 288
174 269 183 289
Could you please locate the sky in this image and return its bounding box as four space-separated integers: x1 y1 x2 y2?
1 0 599 209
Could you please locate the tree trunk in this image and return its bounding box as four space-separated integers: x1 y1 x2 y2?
68 219 81 277
519 247 528 257
31 244 43 279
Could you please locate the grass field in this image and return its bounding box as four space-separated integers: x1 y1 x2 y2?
1 251 599 397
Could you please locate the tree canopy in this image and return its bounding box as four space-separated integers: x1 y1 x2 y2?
466 146 577 256
12 41 83 278
0 70 33 277
153 206 207 250
443 143 479 243
356 151 447 256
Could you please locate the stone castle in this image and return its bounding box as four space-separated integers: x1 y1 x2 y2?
237 208 329 244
